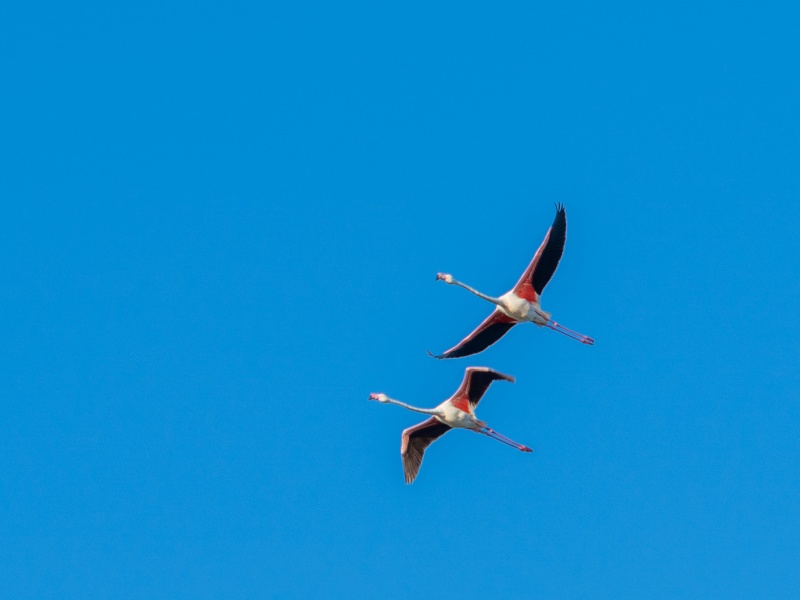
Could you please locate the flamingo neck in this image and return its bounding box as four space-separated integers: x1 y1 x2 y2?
383 398 440 416
451 279 503 306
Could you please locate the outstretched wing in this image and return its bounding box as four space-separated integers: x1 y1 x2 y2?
451 367 515 410
513 204 567 300
401 417 451 484
429 309 516 359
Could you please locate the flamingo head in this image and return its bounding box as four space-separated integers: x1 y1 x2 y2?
369 393 389 403
436 272 454 284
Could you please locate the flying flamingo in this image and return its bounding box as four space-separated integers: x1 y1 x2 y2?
369 367 532 484
430 204 594 359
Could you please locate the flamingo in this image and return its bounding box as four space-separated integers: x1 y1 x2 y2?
369 367 532 484
430 204 594 359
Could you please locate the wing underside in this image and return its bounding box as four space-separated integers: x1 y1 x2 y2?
513 204 567 299
401 417 451 484
430 310 516 359
452 367 515 410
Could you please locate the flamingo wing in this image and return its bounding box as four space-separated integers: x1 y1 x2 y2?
401 417 451 484
451 367 515 410
428 309 516 359
512 203 567 300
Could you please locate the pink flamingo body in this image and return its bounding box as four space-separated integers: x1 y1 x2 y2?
370 367 532 484
431 204 594 359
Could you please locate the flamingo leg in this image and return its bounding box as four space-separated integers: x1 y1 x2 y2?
545 320 595 345
479 426 533 452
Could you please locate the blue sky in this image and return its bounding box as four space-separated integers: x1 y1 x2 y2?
2 1 799 597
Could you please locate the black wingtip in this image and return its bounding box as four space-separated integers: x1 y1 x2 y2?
554 202 566 215
426 350 445 359
493 371 516 384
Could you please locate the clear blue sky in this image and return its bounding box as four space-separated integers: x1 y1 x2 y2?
2 1 799 597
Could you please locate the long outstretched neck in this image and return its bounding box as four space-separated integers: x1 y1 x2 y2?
450 279 503 306
383 398 440 416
